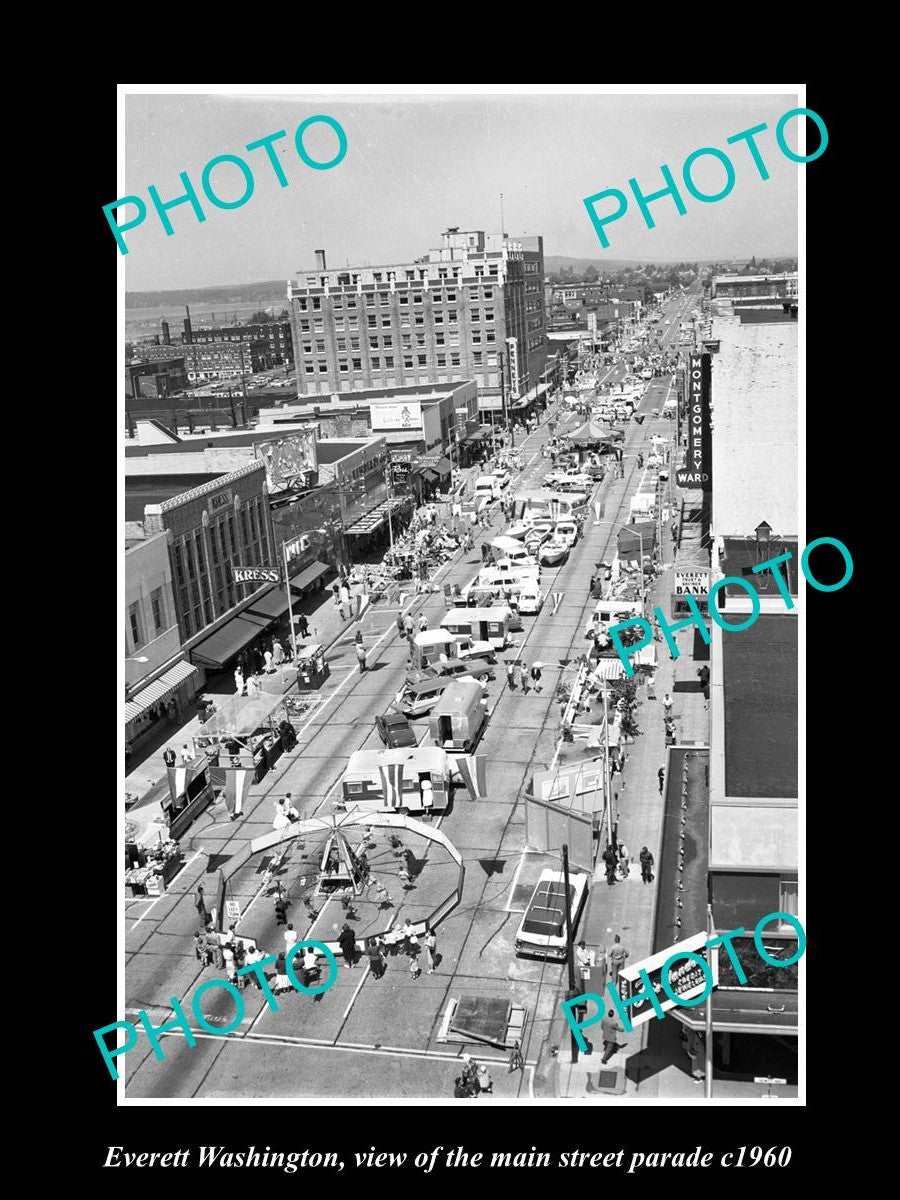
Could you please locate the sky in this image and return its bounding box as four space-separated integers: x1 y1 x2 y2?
121 88 800 292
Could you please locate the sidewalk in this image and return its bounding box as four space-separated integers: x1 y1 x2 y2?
553 480 711 1097
123 580 370 830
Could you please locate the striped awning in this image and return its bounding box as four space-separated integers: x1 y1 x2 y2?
125 660 199 726
592 658 627 680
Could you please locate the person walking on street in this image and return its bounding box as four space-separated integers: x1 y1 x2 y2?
297 613 310 640
283 924 299 954
194 931 210 966
647 672 657 701
640 846 654 883
403 613 414 639
366 937 386 979
273 883 289 925
663 693 673 718
195 885 210 927
397 613 406 640
338 923 358 968
264 647 274 674
601 1010 625 1063
272 640 284 668
423 927 437 974
300 944 319 989
356 643 367 672
602 844 618 886
418 612 428 633
519 661 529 693
163 746 177 768
530 663 542 692
658 766 665 794
506 659 516 689
409 954 422 981
608 935 629 984
575 940 593 991
243 944 266 990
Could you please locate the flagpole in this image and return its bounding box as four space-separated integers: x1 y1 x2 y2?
705 901 714 1098
283 540 297 661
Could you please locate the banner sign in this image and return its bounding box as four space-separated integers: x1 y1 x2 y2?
618 930 718 1027
675 352 711 491
234 567 280 584
507 337 520 400
370 402 422 432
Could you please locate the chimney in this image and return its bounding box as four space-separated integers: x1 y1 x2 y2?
161 319 170 345
183 305 193 344
315 249 327 271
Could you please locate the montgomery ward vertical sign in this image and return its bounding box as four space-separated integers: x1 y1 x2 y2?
676 352 712 491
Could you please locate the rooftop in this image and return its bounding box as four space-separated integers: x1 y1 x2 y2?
711 314 798 537
722 615 798 798
124 474 222 521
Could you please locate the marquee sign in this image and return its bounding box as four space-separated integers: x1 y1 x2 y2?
675 352 711 491
233 567 280 584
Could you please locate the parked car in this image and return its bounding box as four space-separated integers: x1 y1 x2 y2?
375 710 417 748
405 656 495 687
515 869 590 960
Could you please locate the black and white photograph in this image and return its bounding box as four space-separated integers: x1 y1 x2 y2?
115 84 813 1108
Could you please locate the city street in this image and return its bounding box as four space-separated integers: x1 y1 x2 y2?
123 294 699 1099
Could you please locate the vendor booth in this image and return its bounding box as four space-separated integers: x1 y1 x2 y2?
162 756 216 840
125 820 185 897
192 689 302 814
295 642 329 689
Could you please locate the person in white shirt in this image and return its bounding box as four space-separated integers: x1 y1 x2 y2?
284 924 299 952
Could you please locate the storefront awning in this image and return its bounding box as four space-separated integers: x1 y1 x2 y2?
290 559 331 591
344 498 406 537
190 611 270 669
247 587 293 620
125 660 199 726
434 457 452 477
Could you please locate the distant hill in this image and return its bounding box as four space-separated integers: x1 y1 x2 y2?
126 281 288 310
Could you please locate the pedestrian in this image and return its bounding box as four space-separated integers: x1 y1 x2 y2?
658 766 665 794
195 884 209 926
222 943 237 984
332 582 341 607
273 952 290 993
356 644 367 672
366 937 386 980
409 954 422 981
193 931 210 966
338 603 346 621
243 944 266 989
163 746 177 768
600 1010 625 1064
180 743 193 764
663 693 673 717
301 944 319 988
403 613 414 638
647 672 657 701
401 918 417 956
397 613 406 640
272 640 284 668
338 922 358 968
423 926 437 974
506 659 516 689
284 923 299 954
264 646 274 674
340 583 350 607
530 663 542 691
273 884 289 925
475 1064 493 1094
602 844 618 886
519 661 529 693
418 612 428 633
234 667 245 695
608 934 629 984
639 846 654 883
297 614 310 640
453 1076 472 1098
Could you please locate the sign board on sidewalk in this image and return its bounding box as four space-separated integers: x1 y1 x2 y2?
225 899 242 925
234 567 280 584
617 930 717 1027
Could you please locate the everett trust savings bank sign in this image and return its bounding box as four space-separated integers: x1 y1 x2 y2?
676 352 712 491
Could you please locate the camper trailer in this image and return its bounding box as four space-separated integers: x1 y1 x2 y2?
409 628 493 670
441 606 511 649
341 747 456 813
428 679 488 752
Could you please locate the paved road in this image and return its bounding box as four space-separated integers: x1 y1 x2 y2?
121 290 699 1100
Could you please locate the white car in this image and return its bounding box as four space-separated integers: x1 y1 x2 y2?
491 468 511 490
515 869 589 961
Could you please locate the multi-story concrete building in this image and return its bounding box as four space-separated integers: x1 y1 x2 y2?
132 339 255 384
187 320 294 368
711 272 798 300
287 230 550 420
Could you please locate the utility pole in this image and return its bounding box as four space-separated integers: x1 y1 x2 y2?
562 844 579 1064
602 682 613 852
501 344 513 449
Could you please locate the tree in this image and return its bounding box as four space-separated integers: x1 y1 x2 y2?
247 310 274 324
583 265 599 283
608 677 641 740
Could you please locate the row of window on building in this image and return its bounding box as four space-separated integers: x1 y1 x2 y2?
296 286 496 314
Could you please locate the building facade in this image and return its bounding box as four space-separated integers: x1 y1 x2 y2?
287 231 550 417
139 461 277 644
132 339 255 384
187 320 295 368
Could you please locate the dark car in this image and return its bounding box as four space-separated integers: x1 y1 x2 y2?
375 710 417 748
